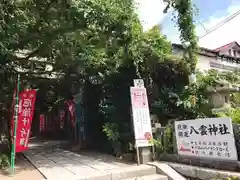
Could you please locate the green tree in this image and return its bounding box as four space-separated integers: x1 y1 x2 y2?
164 0 198 73
0 0 202 158
0 0 139 154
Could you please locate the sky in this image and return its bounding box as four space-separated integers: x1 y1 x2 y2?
135 0 240 50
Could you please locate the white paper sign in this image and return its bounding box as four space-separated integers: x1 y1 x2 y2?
130 87 152 147
175 118 238 161
134 79 144 88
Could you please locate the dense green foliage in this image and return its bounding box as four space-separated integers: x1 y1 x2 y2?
0 0 203 157
0 154 10 170
164 0 198 72
217 108 240 124
0 0 140 147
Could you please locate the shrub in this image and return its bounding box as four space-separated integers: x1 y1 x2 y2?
0 153 10 170
217 108 240 124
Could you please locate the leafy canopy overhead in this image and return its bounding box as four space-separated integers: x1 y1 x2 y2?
0 0 173 109
0 0 138 74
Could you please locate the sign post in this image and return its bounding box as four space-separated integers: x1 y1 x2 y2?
175 117 238 161
130 80 153 164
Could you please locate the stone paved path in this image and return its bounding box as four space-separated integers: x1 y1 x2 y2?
0 154 43 180
23 147 139 180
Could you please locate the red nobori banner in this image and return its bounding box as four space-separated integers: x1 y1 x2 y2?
65 100 76 126
39 114 45 132
13 90 37 152
59 109 65 129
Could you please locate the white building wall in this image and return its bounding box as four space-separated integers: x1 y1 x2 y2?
172 46 240 72
196 55 211 71
218 49 229 56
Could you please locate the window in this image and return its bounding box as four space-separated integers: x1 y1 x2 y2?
233 50 236 57
229 49 232 56
225 96 228 103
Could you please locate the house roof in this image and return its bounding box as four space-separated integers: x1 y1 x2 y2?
172 43 217 55
172 43 214 52
214 41 240 52
172 43 240 63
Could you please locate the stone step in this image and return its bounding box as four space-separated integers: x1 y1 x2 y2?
81 165 158 180
110 164 157 180
123 174 168 180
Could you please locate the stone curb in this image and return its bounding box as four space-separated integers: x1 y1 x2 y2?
148 162 186 180
168 162 240 180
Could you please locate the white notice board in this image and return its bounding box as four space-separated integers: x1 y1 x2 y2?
134 79 144 88
130 87 152 147
175 118 238 161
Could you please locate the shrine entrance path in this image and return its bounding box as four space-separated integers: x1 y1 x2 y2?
23 145 140 180
0 153 43 180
